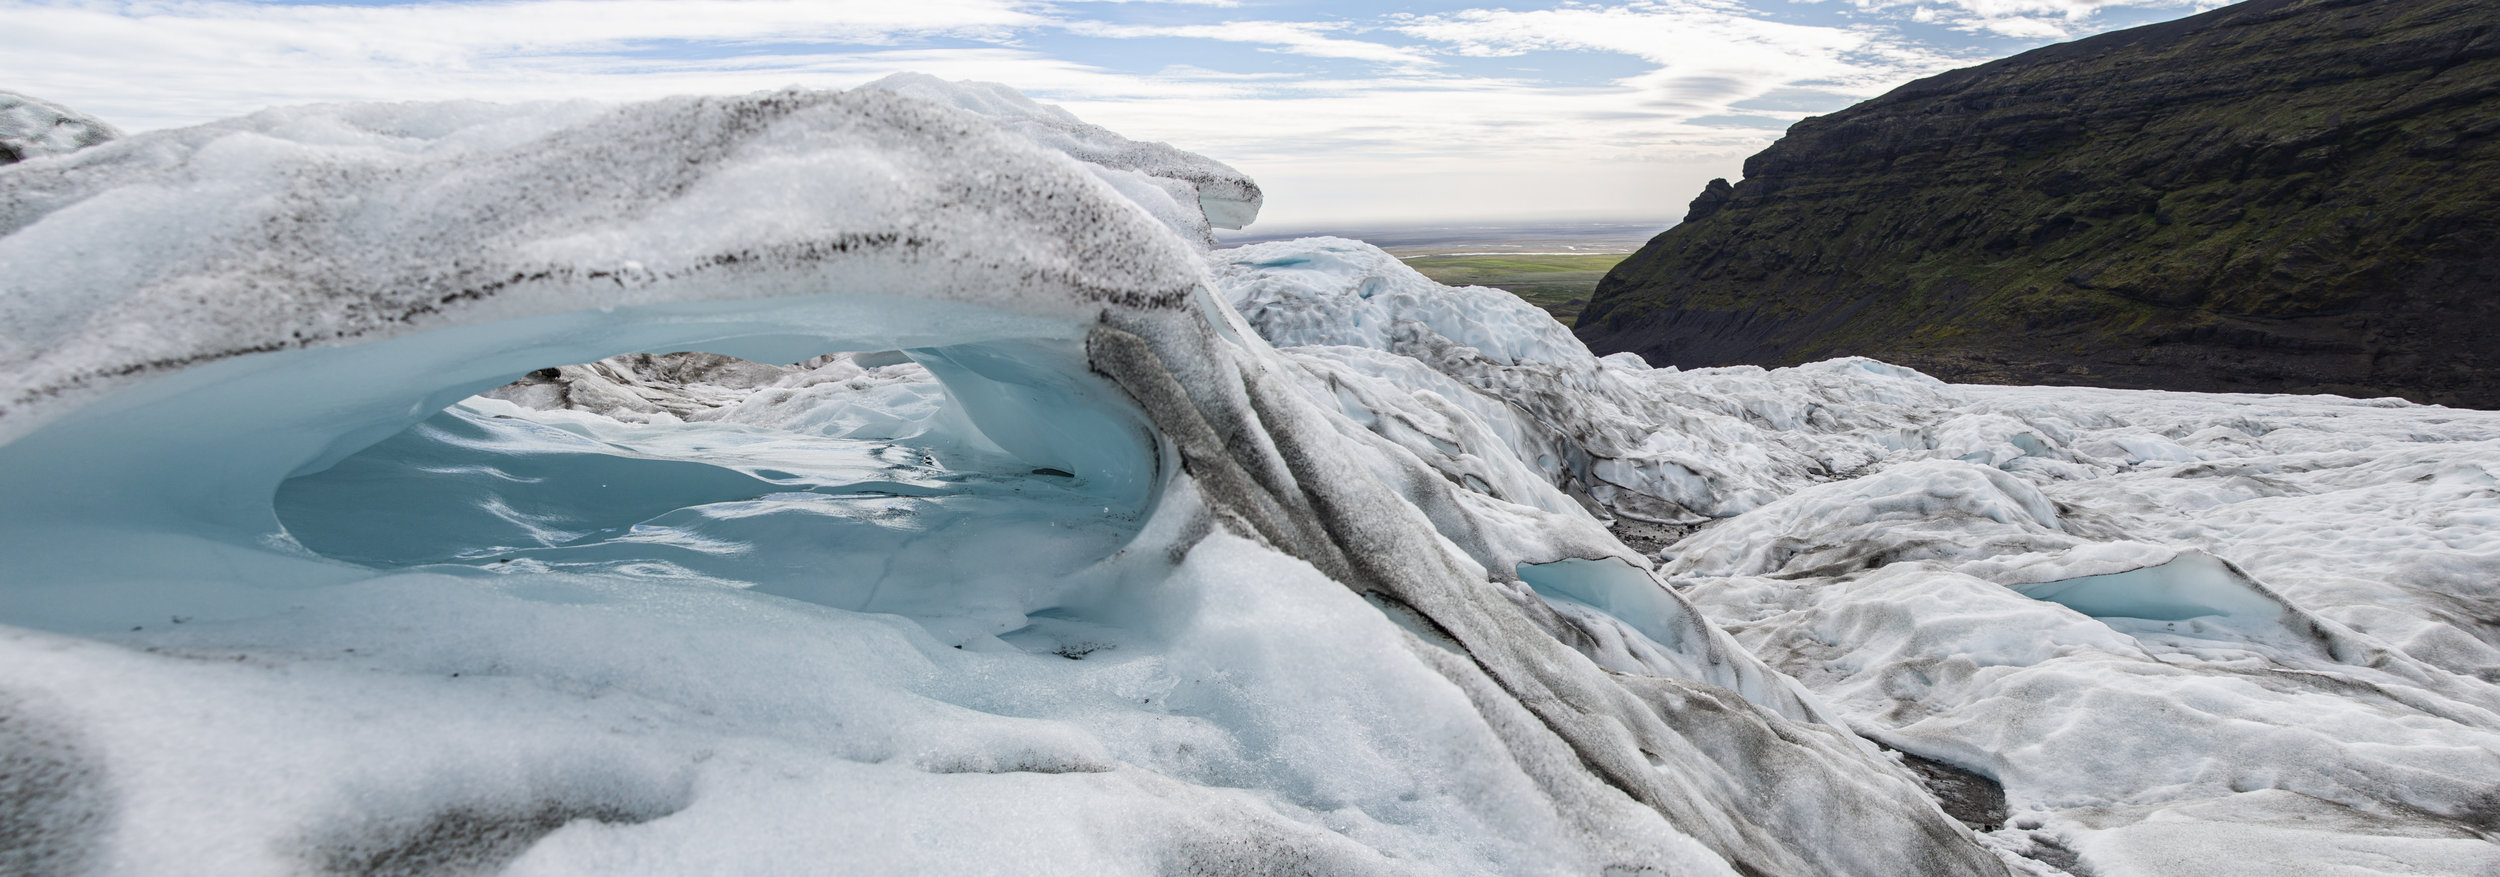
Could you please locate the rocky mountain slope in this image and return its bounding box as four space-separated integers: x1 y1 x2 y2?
1577 0 2500 408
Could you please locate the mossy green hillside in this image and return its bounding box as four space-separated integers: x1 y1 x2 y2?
1579 0 2500 407
1402 253 1627 323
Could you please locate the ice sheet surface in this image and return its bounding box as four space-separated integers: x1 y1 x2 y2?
1214 233 2500 875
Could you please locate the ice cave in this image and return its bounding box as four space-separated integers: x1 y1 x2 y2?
3 75 2497 876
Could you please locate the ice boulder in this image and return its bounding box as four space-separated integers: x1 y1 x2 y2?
0 91 119 165
1215 237 1590 367
0 83 2003 874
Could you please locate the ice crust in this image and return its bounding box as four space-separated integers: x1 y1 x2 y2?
859 73 1263 239
0 91 119 166
2 77 2495 876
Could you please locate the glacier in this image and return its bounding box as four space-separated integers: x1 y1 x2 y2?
0 91 119 166
1 78 2495 877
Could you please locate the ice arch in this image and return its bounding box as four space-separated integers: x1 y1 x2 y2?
0 290 1162 632
0 85 1209 631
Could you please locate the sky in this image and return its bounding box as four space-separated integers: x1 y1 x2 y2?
3 0 2240 227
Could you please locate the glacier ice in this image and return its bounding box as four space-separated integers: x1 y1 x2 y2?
0 79 2002 876
858 73 1263 240
2008 549 2286 623
0 91 118 166
1201 204 2500 873
1650 386 2500 875
3 74 2497 877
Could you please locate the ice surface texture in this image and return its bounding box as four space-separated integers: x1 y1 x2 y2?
0 80 1999 875
0 91 118 166
860 73 1263 238
1652 390 2500 874
1213 229 2500 874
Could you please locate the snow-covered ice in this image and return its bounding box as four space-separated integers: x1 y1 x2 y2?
1644 387 2500 875
0 91 119 166
1 75 2494 877
1209 234 2500 874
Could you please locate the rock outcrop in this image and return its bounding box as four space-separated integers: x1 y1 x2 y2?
1577 0 2500 408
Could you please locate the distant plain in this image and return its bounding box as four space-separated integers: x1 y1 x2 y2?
1396 253 1626 323
1217 222 1666 324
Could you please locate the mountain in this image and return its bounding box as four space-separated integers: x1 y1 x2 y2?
1576 0 2500 408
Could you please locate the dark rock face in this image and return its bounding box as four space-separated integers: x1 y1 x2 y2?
1684 177 1734 223
1578 0 2500 408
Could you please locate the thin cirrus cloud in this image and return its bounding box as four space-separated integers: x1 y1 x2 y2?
1387 2 1961 116
2 0 2240 225
1834 0 2241 38
1062 20 1440 67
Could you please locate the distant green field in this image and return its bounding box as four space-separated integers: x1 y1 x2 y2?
1397 253 1627 324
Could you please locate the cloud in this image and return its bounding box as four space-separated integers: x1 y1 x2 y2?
1830 0 2239 38
1393 2 1964 110
1839 0 2228 17
0 0 2236 225
16 0 1045 56
1063 20 1436 67
0 0 1057 128
1978 15 2073 38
